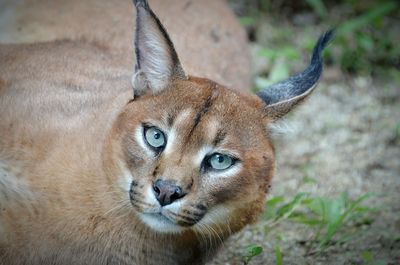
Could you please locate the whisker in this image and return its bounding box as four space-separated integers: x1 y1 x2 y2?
102 199 131 218
193 223 208 254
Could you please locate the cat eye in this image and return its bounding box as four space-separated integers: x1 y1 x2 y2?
208 153 235 171
144 126 166 150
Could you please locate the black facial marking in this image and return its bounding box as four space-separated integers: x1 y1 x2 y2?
183 209 205 218
131 180 138 187
168 211 198 226
129 181 140 200
193 96 213 130
196 203 207 211
212 129 226 146
188 88 219 138
152 165 159 177
129 189 139 197
167 113 175 127
185 178 194 191
129 190 153 209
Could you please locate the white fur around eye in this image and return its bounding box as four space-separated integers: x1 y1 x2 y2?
193 146 214 167
164 109 193 155
164 129 176 155
208 163 242 179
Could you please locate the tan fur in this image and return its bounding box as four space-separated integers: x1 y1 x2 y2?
0 43 274 264
0 1 301 265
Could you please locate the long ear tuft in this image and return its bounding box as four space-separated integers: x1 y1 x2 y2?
133 0 149 8
132 0 186 96
257 29 335 120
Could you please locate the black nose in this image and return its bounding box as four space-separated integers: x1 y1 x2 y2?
153 179 185 206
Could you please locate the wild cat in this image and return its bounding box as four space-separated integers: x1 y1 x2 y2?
0 0 333 264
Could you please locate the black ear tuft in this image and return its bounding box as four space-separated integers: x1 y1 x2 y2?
311 29 335 65
132 0 149 8
257 29 334 120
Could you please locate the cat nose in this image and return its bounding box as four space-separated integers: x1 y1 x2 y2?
153 179 185 206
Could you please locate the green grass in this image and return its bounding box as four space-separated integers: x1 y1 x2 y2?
274 246 283 265
242 244 263 265
241 244 283 265
361 250 388 265
241 185 377 264
263 190 375 253
238 173 378 264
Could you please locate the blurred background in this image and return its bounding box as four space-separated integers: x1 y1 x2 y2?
229 0 399 85
210 0 400 264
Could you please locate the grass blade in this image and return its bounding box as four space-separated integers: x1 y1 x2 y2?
275 246 283 265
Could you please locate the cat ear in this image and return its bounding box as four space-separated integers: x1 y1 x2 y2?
132 0 186 96
257 30 334 120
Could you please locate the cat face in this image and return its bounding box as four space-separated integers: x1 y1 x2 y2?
110 77 274 233
105 0 331 234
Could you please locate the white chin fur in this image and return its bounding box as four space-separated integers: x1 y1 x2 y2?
139 213 184 234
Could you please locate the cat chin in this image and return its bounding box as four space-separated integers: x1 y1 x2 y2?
139 213 185 234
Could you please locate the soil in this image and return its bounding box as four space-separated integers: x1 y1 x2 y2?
209 53 400 264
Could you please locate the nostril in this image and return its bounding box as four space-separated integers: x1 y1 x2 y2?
153 185 160 195
172 187 184 200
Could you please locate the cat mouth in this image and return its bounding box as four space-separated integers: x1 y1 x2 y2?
139 212 186 233
129 183 206 232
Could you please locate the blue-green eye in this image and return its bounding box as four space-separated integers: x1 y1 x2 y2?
144 127 166 150
208 153 234 170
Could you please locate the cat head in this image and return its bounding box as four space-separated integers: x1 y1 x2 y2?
106 0 333 234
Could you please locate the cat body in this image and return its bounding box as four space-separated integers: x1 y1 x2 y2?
0 0 333 264
0 42 263 265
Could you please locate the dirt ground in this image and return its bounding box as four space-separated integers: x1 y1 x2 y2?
209 62 400 264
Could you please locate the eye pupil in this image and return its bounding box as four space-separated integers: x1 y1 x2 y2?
217 155 224 163
154 132 160 139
